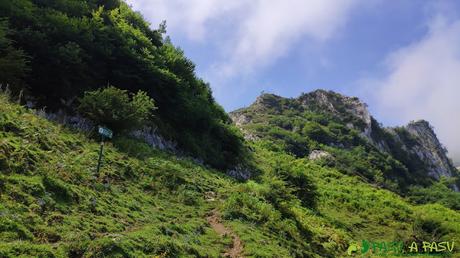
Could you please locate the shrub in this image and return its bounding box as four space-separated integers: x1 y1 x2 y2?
302 122 333 144
78 86 156 133
42 176 73 203
0 217 34 241
222 191 281 223
0 20 28 90
408 179 460 210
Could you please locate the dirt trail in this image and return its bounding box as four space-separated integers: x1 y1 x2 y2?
206 209 244 258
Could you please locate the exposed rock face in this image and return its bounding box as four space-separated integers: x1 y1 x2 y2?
401 120 457 181
299 90 372 133
254 93 284 108
232 90 374 132
131 127 177 152
230 112 252 127
36 109 94 132
37 109 179 152
297 91 458 187
230 89 459 190
308 150 332 161
227 165 252 180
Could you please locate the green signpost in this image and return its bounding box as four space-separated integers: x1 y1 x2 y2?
98 126 113 139
96 126 113 175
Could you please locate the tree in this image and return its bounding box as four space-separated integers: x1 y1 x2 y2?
0 20 28 90
78 86 156 133
0 0 247 169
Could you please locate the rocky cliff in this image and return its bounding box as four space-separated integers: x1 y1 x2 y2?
391 120 457 180
230 90 459 190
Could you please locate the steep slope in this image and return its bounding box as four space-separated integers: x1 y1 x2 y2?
2 92 460 257
230 90 460 191
389 120 457 180
1 2 459 257
0 94 235 257
0 0 246 170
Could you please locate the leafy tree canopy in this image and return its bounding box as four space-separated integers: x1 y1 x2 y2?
78 86 155 133
0 0 246 169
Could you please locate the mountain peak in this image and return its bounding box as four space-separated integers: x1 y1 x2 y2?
231 89 459 191
254 93 285 107
402 119 457 182
407 119 432 128
298 89 371 127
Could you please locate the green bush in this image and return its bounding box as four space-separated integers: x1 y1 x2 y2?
0 20 28 90
408 179 460 210
78 86 156 133
222 190 281 224
0 243 57 258
42 175 74 203
0 217 33 241
0 1 249 170
301 122 333 144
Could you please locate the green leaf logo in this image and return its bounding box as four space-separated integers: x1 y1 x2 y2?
347 243 359 256
361 240 370 254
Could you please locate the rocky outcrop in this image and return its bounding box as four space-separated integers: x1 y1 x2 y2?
230 112 252 127
298 90 372 132
227 165 252 180
231 89 458 189
400 120 457 181
131 127 178 152
253 93 285 111
308 150 332 161
36 109 179 152
297 92 458 187
298 90 394 151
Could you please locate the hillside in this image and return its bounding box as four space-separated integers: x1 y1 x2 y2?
1 1 460 257
1 91 460 257
0 0 247 170
230 90 460 193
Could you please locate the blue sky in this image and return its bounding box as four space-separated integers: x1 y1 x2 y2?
126 0 460 164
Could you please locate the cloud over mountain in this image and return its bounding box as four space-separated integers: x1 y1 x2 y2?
366 16 460 165
126 0 361 78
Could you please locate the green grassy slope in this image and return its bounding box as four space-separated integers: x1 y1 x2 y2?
231 92 460 196
1 94 460 257
0 93 235 257
234 146 460 256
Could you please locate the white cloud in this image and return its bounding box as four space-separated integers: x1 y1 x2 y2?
125 0 246 41
366 16 460 165
218 0 360 77
125 0 362 78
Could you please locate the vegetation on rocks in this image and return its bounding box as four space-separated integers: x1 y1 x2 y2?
1 1 459 257
78 86 156 133
230 92 460 204
0 0 246 170
1 92 460 257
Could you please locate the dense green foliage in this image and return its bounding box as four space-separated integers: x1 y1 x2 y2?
0 94 236 257
408 178 460 210
370 119 435 186
78 86 155 133
231 93 460 204
0 20 28 87
1 93 460 257
0 0 246 169
1 1 459 256
233 95 410 192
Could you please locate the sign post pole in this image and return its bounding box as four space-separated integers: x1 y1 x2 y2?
96 135 105 175
96 126 113 175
